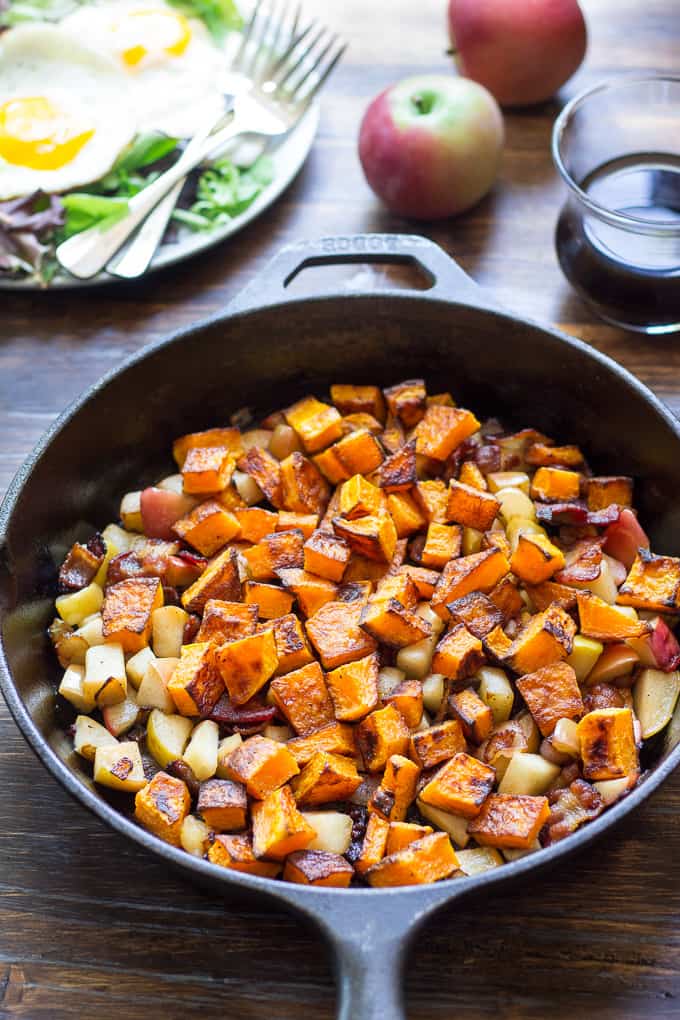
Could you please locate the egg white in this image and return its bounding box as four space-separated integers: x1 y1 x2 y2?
60 0 227 138
0 24 136 199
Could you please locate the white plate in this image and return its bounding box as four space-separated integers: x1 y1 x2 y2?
0 100 320 290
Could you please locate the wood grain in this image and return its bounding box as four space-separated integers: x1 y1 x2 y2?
1 0 680 1016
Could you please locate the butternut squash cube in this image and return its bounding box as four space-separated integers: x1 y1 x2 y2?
577 590 649 640
244 581 294 620
510 532 566 584
333 511 397 564
526 442 583 468
331 428 384 476
280 452 330 515
488 576 525 621
383 678 424 729
360 597 433 650
207 832 281 878
262 613 316 675
134 771 191 847
340 474 383 520
172 500 240 557
287 722 357 765
234 506 278 543
196 600 258 644
516 662 584 736
421 523 463 569
331 384 386 422
182 446 235 495
181 547 241 613
276 511 319 539
343 412 383 435
432 623 485 680
587 476 633 511
419 752 495 818
447 591 504 639
458 461 488 491
355 704 410 772
215 629 279 705
577 707 639 780
386 491 427 537
303 529 351 581
225 734 299 798
483 624 513 663
379 440 417 493
291 751 362 807
102 577 163 653
431 548 510 620
270 661 335 736
530 466 581 502
326 652 379 721
276 567 338 617
168 641 224 716
197 778 247 831
366 832 458 887
410 719 466 769
354 813 390 875
505 603 576 674
285 396 343 453
617 550 680 613
415 480 449 523
173 427 243 469
448 688 494 744
383 378 427 427
524 580 577 614
313 445 350 484
467 793 550 848
446 480 499 531
242 529 305 582
368 754 420 821
306 598 377 670
385 822 434 854
236 446 284 507
252 785 316 859
284 849 354 887
415 406 480 461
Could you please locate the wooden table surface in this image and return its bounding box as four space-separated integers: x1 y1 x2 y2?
1 1 680 1016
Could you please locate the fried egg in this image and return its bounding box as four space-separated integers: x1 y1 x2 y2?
61 0 227 138
0 24 136 199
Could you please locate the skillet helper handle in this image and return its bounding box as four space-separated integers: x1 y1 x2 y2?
228 233 502 313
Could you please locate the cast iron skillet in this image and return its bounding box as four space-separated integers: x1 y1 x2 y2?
2 234 680 1020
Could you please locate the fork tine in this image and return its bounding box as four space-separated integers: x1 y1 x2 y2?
266 17 316 81
231 0 264 70
293 40 347 105
287 31 338 98
239 1 274 78
273 23 328 91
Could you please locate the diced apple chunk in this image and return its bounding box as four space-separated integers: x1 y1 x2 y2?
152 605 189 658
84 643 126 707
102 688 141 736
302 811 353 854
136 657 178 712
73 715 117 761
58 664 94 712
416 799 470 848
93 741 146 792
181 815 211 856
126 646 157 689
146 709 193 768
498 752 560 795
216 734 243 778
633 668 680 739
55 582 104 627
477 667 514 725
183 719 219 781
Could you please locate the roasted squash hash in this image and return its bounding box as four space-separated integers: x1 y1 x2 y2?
50 381 680 887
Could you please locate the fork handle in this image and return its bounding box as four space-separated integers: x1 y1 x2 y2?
56 114 248 280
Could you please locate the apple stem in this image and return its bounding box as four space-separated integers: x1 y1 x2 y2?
446 46 457 56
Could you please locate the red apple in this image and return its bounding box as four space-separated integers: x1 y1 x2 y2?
358 74 503 220
140 486 195 540
603 508 650 569
448 0 587 107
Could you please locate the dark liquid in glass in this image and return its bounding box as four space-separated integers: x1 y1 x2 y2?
556 153 680 331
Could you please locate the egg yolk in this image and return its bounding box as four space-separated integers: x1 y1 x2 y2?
116 10 192 69
0 96 94 171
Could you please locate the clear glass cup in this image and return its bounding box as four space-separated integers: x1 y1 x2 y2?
552 75 680 334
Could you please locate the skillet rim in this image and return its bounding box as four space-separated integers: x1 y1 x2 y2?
2 284 680 907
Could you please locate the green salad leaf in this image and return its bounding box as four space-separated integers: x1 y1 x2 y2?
59 193 129 239
0 0 85 25
173 154 274 230
167 0 242 40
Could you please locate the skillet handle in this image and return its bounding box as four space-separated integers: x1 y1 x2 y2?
228 234 501 314
272 883 456 1020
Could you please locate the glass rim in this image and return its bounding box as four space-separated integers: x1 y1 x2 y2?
551 73 680 234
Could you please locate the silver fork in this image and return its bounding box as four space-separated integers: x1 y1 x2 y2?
56 4 346 281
